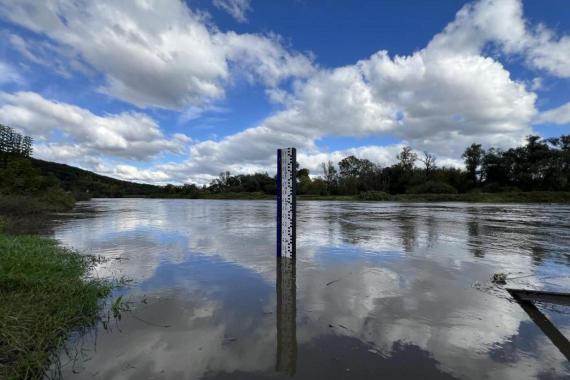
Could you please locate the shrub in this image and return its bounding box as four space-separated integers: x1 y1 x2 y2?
38 187 76 210
406 181 458 194
357 191 391 201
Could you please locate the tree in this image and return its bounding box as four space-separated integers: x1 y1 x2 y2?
0 125 34 167
0 125 9 167
0 125 9 154
296 168 312 194
397 146 417 172
481 148 509 188
22 136 33 158
419 151 437 176
338 156 361 178
337 155 379 194
321 161 338 194
462 143 484 184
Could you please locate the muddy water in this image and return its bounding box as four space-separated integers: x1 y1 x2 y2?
52 199 570 379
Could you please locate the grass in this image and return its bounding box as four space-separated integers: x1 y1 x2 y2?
0 233 113 379
144 191 570 203
0 193 75 216
0 193 76 234
390 191 570 203
200 191 273 200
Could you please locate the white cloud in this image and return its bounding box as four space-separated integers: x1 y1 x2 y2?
161 19 537 182
213 0 251 23
70 0 546 185
9 34 44 65
0 91 190 161
1 0 567 185
428 0 570 78
0 0 314 110
0 60 21 84
7 33 86 79
536 102 570 125
360 50 536 155
113 164 171 183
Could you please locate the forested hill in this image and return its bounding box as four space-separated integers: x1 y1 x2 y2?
30 158 161 198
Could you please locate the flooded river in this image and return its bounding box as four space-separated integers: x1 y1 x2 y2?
50 199 570 379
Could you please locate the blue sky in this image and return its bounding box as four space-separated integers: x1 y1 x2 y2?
0 0 569 184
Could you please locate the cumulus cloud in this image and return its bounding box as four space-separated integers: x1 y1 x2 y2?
153 0 539 183
112 165 172 183
213 0 251 23
0 0 314 110
0 0 567 185
536 102 570 125
429 0 570 78
0 91 190 161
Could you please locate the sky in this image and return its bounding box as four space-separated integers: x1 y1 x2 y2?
0 0 569 185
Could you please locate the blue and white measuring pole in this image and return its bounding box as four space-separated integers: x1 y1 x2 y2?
277 148 296 258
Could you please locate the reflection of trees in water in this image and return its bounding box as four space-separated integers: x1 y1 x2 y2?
397 209 417 254
466 207 485 258
467 219 484 258
425 214 439 248
338 212 375 245
276 257 297 376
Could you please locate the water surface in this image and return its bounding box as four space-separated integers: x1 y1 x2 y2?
51 199 570 379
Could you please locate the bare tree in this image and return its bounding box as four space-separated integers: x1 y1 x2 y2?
419 151 437 175
321 160 338 194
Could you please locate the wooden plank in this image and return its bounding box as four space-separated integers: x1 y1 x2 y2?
507 288 570 361
506 288 570 307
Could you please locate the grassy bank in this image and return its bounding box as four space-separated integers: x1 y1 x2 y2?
0 232 113 379
0 193 76 235
144 191 570 203
0 193 75 215
390 191 570 203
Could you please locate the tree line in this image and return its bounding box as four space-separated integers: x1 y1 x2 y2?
0 128 76 212
158 134 570 197
0 125 33 166
1 122 569 198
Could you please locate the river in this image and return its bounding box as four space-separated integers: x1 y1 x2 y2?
49 199 570 379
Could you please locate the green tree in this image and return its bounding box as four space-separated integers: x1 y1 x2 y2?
296 168 312 194
462 143 484 185
396 146 417 172
321 161 338 195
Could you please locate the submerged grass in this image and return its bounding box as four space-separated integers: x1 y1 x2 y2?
0 233 113 379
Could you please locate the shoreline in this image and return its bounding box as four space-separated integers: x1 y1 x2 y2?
0 211 115 379
133 191 570 203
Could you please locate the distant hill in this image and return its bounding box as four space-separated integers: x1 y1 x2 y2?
30 158 161 198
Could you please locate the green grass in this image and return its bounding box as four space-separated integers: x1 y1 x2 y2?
143 191 570 203
0 233 113 379
199 191 273 200
0 193 75 216
390 191 570 203
298 194 357 201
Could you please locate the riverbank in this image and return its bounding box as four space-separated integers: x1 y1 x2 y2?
0 193 76 235
0 191 114 378
0 218 113 379
144 191 570 203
